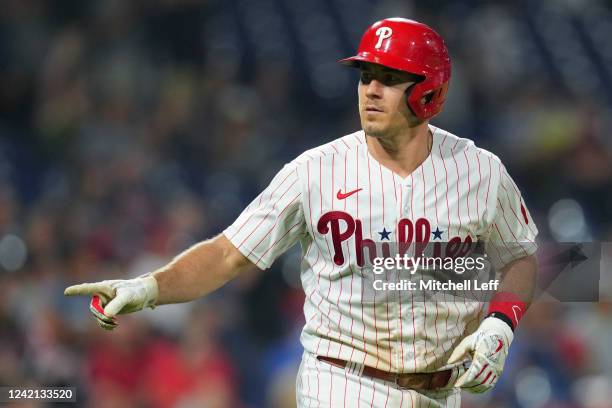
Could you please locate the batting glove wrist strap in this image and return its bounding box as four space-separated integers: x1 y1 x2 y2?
486 311 515 331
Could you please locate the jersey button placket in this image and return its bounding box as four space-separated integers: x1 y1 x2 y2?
403 182 411 213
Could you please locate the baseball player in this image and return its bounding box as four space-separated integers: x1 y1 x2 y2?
65 18 538 407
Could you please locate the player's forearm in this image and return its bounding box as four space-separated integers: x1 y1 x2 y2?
151 234 253 305
495 254 538 309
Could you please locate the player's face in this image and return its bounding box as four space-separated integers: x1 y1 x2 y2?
358 63 422 137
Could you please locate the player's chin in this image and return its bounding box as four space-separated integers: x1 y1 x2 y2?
361 122 387 138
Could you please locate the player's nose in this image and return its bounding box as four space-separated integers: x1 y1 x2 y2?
365 79 384 98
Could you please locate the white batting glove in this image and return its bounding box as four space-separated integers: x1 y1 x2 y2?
64 276 158 331
447 317 513 393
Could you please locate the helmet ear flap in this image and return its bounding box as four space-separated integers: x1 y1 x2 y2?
407 80 449 120
403 81 425 117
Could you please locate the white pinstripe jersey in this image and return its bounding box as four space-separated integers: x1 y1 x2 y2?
224 124 538 373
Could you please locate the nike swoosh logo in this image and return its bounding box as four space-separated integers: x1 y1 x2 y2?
512 305 522 325
494 339 503 354
489 339 504 358
337 188 362 200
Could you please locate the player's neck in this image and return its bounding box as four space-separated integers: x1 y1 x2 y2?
365 122 432 179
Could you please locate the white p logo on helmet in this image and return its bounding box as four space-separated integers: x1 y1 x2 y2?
374 27 393 49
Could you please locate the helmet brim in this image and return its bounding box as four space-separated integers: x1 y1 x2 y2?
338 52 428 76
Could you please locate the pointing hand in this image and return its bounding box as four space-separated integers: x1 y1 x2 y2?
64 276 158 330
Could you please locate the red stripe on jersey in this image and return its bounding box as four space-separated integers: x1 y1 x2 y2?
383 384 390 408
357 146 367 379
493 223 515 258
342 373 349 408
440 136 462 340
330 153 346 359
328 363 333 408
421 166 426 215
419 165 430 367
488 227 506 266
321 155 344 360
451 144 471 294
410 173 415 220
345 241 357 355
378 161 385 225
452 146 470 341
356 147 360 218
476 153 482 217
409 171 417 371
366 150 380 368
307 161 314 236
430 130 444 359
439 135 451 236
451 143 463 234
367 152 372 238
431 147 440 225
437 137 452 347
376 162 391 369
331 154 335 210
342 150 356 361
319 157 338 355
320 157 323 213
464 150 473 225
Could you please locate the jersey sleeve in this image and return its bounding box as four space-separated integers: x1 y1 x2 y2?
223 162 306 270
485 165 538 270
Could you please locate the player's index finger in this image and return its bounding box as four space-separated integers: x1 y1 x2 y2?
64 282 108 297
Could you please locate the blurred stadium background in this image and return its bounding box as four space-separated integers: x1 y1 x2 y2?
1 0 612 407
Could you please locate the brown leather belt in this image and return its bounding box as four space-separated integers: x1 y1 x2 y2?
317 356 452 390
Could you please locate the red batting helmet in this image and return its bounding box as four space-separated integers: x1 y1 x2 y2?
340 18 451 120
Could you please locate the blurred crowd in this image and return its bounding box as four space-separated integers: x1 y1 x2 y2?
1 0 611 407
